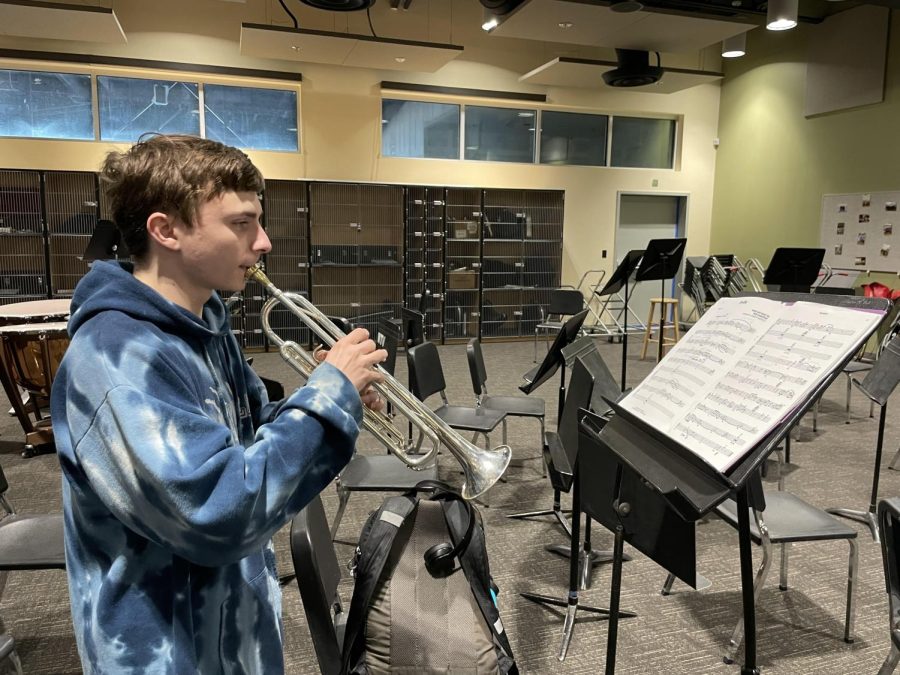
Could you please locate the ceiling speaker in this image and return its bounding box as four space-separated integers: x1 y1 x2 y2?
602 49 663 87
298 0 376 10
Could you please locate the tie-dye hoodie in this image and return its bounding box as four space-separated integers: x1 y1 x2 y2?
50 261 362 674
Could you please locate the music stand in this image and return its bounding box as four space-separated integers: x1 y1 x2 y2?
634 238 687 364
594 250 644 391
762 247 825 293
828 331 900 541
520 354 636 662
580 292 889 675
400 307 425 348
80 219 129 262
509 310 590 530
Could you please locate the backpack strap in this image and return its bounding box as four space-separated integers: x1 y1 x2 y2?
340 492 419 675
440 499 519 675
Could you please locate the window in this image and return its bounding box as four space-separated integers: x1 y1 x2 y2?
98 76 200 142
0 69 93 140
610 116 676 169
540 111 608 166
204 84 298 152
381 99 459 159
464 106 535 163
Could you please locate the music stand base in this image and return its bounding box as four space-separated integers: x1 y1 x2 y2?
826 507 879 542
508 508 573 538
520 592 636 662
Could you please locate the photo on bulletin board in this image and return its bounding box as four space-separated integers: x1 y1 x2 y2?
821 191 900 274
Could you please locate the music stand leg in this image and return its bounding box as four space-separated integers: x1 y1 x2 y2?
657 274 666 364
605 522 627 675
621 279 630 392
736 486 760 675
827 403 887 543
521 458 635 661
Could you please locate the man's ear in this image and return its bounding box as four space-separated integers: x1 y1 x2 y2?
145 212 181 252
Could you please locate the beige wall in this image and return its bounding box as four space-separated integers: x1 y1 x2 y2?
711 13 900 290
0 0 722 288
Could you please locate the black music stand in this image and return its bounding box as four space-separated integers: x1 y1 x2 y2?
762 247 825 293
400 307 425 349
578 292 890 675
520 353 636 662
81 219 129 262
634 238 687 364
595 250 644 391
828 331 900 541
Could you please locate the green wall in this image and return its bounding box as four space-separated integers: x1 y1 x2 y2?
711 12 900 291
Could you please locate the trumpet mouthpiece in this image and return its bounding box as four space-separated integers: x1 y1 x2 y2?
245 262 269 285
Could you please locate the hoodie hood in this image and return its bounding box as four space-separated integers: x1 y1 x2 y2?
69 260 230 341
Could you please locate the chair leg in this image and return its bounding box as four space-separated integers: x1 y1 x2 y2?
8 650 22 675
890 446 900 471
813 398 819 432
724 538 773 664
879 643 900 675
330 485 350 540
539 417 547 477
779 542 791 590
846 374 852 424
845 538 859 643
640 303 654 359
661 572 676 596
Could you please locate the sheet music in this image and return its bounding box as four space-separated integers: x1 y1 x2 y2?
621 296 883 472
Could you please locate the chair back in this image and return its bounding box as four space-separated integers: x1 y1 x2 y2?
466 338 488 396
548 288 584 317
290 495 344 675
879 498 900 649
407 342 447 402
375 318 402 377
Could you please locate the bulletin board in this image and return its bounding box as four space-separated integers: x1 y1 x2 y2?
821 191 899 273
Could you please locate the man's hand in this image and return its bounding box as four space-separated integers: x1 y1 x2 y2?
321 328 387 395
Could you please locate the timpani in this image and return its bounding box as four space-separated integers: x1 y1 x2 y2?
0 321 70 456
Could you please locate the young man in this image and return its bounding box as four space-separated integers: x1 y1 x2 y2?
50 134 386 674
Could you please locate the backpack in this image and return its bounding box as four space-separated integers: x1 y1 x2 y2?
340 481 518 675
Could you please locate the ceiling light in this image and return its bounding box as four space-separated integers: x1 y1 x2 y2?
558 21 574 29
721 32 747 58
767 0 797 31
481 16 499 31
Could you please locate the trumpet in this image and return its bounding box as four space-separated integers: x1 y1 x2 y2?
245 263 511 500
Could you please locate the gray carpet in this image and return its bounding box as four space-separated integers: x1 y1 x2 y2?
0 336 898 674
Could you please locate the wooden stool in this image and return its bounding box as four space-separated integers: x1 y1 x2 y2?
640 298 681 360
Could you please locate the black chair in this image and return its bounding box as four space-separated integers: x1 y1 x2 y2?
290 494 345 675
466 338 546 476
534 288 585 362
877 497 900 675
329 318 437 540
407 342 506 505
664 455 858 664
0 463 66 675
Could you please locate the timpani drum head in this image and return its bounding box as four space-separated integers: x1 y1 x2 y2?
0 299 71 326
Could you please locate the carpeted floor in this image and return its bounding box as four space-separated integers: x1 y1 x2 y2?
0 336 898 674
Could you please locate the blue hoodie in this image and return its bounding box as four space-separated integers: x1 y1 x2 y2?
50 261 362 674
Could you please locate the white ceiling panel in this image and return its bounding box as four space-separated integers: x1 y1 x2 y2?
519 57 723 94
493 0 754 53
240 24 462 73
0 0 126 44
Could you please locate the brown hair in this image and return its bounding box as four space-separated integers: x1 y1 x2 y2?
99 134 265 260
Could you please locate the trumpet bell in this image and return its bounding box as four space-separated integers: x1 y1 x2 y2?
461 443 512 501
